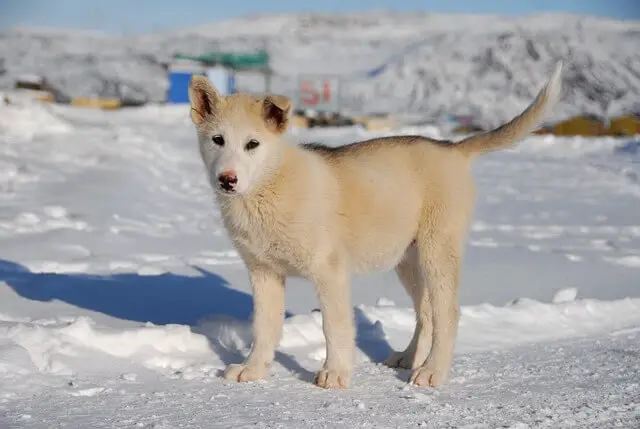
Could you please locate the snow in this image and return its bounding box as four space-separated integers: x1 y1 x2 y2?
1 12 639 125
0 101 639 427
551 287 578 304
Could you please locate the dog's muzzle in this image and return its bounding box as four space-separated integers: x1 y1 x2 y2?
218 171 238 192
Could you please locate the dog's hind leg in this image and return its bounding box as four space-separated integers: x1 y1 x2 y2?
409 222 464 388
384 244 433 370
223 266 285 382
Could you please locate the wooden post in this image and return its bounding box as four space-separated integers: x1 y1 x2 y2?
264 68 272 94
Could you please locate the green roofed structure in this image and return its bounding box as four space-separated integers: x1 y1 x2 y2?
167 50 272 103
173 51 270 70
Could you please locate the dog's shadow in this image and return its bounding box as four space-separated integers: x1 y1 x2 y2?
0 259 395 383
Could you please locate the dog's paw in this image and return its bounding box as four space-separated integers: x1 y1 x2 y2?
383 350 418 370
223 363 268 383
408 363 448 388
314 368 351 389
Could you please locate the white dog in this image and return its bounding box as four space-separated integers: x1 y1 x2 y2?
187 62 563 389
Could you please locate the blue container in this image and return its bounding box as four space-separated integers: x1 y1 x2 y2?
167 60 205 103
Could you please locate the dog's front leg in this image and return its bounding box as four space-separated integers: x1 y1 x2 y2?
223 266 285 383
313 265 355 389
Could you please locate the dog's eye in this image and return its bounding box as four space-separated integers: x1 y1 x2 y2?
212 135 225 146
245 139 260 151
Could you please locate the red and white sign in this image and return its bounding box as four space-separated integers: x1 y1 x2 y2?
296 75 340 112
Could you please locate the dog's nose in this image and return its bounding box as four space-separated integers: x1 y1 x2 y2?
218 171 238 191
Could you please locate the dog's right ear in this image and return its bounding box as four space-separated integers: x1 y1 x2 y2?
188 75 220 125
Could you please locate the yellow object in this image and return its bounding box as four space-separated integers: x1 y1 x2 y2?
540 116 608 137
71 97 121 110
351 114 396 131
607 115 640 136
363 116 396 131
35 93 55 103
291 114 309 129
452 124 484 135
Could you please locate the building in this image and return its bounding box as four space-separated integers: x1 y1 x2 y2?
167 50 271 104
167 59 206 104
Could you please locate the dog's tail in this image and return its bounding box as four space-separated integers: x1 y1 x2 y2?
455 61 563 157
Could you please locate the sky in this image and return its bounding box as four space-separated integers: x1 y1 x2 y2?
1 0 638 34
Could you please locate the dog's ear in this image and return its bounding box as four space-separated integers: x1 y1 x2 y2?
189 75 220 125
262 95 291 134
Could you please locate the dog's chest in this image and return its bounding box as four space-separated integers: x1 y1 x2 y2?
222 205 302 274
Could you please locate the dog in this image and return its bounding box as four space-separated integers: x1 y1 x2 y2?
187 61 563 389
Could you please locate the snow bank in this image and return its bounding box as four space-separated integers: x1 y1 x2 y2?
2 294 638 379
0 102 73 140
509 134 640 158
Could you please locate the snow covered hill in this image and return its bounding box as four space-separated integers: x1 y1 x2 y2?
1 11 639 126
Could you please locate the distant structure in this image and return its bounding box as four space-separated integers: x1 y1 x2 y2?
167 50 271 104
167 59 207 104
4 74 69 105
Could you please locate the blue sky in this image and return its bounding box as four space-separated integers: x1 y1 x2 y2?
1 0 638 34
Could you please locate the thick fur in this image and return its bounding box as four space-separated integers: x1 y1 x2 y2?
188 61 564 389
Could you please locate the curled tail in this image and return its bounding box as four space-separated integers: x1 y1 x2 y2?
456 61 563 157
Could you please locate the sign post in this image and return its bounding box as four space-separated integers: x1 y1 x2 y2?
295 75 340 113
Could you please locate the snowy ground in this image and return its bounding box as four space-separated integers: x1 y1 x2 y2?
0 101 639 428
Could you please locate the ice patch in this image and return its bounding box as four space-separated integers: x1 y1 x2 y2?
376 297 396 307
137 254 172 263
67 387 106 397
120 372 137 381
43 205 69 219
26 261 90 274
552 287 578 304
0 210 89 237
108 261 138 271
605 255 640 268
136 266 167 276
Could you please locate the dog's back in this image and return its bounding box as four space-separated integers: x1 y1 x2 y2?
295 135 475 273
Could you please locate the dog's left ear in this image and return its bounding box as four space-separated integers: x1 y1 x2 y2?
262 95 291 134
189 75 220 125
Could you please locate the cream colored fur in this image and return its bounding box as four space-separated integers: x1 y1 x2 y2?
187 61 564 389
